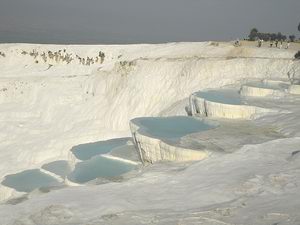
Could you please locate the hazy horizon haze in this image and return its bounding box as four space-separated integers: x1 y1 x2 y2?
0 0 299 44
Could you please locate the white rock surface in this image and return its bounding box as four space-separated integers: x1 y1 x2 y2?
289 84 300 94
0 137 300 225
0 42 295 182
0 42 299 224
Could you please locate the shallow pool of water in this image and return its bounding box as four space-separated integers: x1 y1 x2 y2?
245 81 289 90
1 169 60 193
109 145 140 162
42 160 71 178
71 138 132 160
195 89 242 105
68 155 136 184
132 116 216 140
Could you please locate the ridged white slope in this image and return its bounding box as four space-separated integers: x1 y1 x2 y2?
0 42 298 200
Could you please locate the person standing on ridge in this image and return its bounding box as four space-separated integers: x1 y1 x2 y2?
257 39 261 47
286 41 290 49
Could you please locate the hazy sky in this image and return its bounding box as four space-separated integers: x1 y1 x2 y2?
0 0 299 44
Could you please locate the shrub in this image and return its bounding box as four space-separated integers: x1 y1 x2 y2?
289 35 296 42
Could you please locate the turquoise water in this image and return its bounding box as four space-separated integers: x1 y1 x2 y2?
132 116 216 139
195 89 242 105
1 169 60 193
71 138 131 160
246 81 289 90
68 156 136 184
42 160 71 178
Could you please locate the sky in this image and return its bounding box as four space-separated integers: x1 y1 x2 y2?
0 0 299 44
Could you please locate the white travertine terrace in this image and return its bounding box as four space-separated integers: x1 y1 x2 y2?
240 85 285 97
240 79 290 97
131 130 208 163
189 89 273 119
129 117 214 163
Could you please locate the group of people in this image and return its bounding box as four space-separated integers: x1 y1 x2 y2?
234 39 241 47
257 39 264 47
257 39 290 49
21 49 105 66
75 54 104 66
233 38 292 49
269 39 290 49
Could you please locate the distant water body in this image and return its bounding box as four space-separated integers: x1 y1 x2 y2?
0 29 206 45
0 29 143 44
